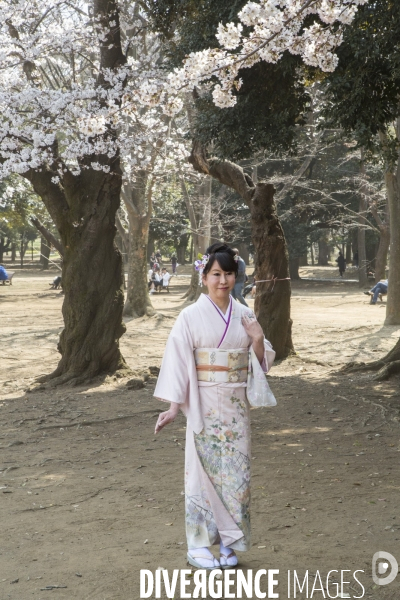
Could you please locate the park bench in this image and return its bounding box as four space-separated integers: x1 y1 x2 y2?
1 272 15 285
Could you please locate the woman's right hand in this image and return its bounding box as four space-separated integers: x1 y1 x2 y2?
155 403 180 434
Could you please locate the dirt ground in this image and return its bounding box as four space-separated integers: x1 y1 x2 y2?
1 266 399 600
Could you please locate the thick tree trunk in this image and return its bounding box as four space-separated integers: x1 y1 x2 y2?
11 242 16 262
374 224 390 283
252 184 293 358
124 217 155 317
289 256 301 280
183 264 203 301
17 0 130 384
122 173 155 318
384 165 400 325
40 237 50 269
176 235 188 264
189 142 293 359
26 168 128 384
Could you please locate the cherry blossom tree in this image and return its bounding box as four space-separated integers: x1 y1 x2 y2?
0 0 182 383
0 0 369 380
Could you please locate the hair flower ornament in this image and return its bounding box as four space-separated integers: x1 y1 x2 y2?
194 253 210 284
233 254 239 262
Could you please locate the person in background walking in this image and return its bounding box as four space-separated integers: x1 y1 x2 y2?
171 253 177 274
230 248 248 307
336 251 346 277
149 253 156 269
155 248 162 266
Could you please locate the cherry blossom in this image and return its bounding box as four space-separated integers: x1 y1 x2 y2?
168 0 368 107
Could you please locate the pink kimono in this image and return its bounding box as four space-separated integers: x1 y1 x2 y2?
154 294 276 551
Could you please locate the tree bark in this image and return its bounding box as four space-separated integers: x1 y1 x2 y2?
122 173 155 318
176 234 189 264
30 216 65 256
289 256 301 280
189 142 293 359
383 140 400 325
374 221 390 283
26 167 128 384
19 0 129 384
252 184 293 358
0 236 11 262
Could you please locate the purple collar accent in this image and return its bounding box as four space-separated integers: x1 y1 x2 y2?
205 295 233 348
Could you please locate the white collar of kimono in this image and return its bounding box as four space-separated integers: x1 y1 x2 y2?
204 294 232 322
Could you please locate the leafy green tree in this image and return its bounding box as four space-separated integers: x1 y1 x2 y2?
321 0 400 376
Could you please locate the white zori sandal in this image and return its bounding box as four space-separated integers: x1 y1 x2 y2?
219 542 238 568
187 547 220 570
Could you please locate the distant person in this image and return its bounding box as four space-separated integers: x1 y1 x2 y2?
230 248 248 306
171 253 177 274
364 279 388 305
50 275 62 290
336 251 346 277
160 267 171 291
148 267 153 288
149 268 161 293
155 248 162 266
149 253 156 269
0 264 8 284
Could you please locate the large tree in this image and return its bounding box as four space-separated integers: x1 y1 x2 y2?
322 0 400 378
0 0 190 383
0 0 131 383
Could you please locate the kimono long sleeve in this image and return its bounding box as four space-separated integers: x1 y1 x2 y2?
261 339 276 373
153 311 204 434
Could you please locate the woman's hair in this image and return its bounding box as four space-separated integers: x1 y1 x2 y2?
202 242 238 277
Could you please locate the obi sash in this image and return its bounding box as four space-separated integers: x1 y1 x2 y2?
194 348 248 383
194 346 277 408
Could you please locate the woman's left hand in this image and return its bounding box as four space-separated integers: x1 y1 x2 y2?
241 311 264 343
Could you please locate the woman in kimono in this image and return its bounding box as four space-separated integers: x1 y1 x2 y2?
154 243 276 570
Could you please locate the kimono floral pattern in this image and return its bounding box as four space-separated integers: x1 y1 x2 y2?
193 391 251 545
185 485 219 548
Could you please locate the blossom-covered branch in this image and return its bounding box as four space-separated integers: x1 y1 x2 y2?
167 0 368 107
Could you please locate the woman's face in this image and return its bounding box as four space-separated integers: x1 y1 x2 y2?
202 259 236 300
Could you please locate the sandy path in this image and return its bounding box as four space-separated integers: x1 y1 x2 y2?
0 270 399 599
